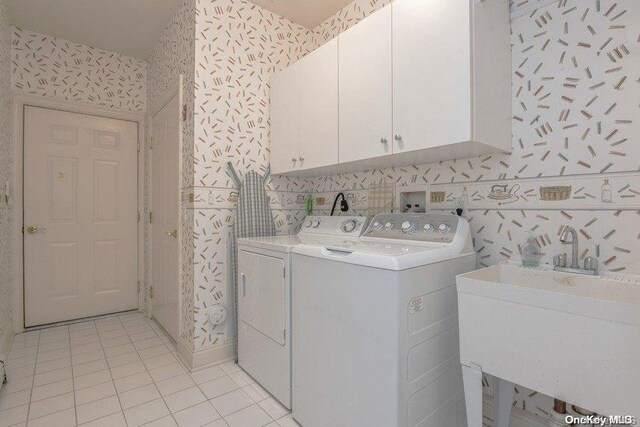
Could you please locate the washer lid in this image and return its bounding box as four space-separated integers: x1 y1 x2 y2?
292 241 473 270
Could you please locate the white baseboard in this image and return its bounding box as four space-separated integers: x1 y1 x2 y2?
178 339 235 372
484 394 548 427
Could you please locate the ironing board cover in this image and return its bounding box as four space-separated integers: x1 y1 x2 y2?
230 170 276 340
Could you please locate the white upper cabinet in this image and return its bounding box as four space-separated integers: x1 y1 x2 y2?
393 0 511 160
270 62 300 175
269 0 510 176
339 4 392 164
393 0 472 153
299 38 339 172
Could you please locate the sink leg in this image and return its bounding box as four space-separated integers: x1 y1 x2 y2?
462 363 483 427
493 377 515 427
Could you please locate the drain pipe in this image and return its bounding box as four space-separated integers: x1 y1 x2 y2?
549 399 570 427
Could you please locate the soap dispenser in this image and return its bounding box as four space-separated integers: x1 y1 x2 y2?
521 235 541 268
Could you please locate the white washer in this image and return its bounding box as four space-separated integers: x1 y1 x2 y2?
292 213 476 426
237 215 368 409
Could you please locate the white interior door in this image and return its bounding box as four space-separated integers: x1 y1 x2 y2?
339 4 392 163
24 106 139 327
151 92 181 340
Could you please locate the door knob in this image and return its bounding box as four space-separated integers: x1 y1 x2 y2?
26 226 47 234
166 229 178 238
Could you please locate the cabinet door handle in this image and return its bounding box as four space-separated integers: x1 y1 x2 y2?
240 273 247 299
394 135 403 143
291 157 297 163
380 138 388 144
299 156 304 162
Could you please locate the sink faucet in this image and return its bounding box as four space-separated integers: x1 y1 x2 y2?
559 226 579 268
554 226 598 275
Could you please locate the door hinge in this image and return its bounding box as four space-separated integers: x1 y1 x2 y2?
149 211 153 224
137 281 141 293
137 211 140 223
284 329 286 341
137 140 141 152
149 285 154 299
148 137 154 149
283 267 286 278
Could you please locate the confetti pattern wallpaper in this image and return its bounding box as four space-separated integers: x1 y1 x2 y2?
0 0 13 350
11 28 147 112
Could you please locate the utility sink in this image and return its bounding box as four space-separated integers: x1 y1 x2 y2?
456 264 640 426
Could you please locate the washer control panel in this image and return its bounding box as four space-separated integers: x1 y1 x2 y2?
301 216 369 236
364 213 459 243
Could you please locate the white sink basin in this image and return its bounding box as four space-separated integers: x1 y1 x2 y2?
457 264 640 423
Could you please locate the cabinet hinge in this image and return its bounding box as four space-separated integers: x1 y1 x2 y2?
149 211 153 224
284 329 286 341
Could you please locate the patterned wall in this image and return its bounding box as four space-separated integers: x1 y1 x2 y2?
0 0 13 348
12 28 147 112
188 0 315 351
146 0 197 349
303 0 640 420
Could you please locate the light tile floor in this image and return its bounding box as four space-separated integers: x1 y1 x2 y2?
0 312 300 427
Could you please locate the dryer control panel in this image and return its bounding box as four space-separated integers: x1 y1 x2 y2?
299 216 369 237
363 213 460 243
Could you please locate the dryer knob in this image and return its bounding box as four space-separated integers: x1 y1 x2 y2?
372 221 382 230
312 219 320 228
438 224 451 234
341 219 357 233
424 223 435 232
401 221 414 233
385 222 394 230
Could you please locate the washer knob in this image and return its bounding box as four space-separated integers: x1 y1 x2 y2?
401 221 414 233
438 224 451 234
372 221 382 230
424 224 434 232
385 222 394 230
341 219 358 233
312 219 320 228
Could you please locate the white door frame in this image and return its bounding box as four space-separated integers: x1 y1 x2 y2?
148 75 184 342
12 92 146 332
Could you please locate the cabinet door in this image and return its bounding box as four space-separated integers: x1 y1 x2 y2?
339 4 392 164
270 63 300 174
393 0 472 153
299 38 339 171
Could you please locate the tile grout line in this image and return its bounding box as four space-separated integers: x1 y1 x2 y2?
119 314 180 426
69 323 79 426
24 328 42 423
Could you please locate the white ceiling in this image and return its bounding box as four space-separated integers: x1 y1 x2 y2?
8 0 182 60
243 0 354 29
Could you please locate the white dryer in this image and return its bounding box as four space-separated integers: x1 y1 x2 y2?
291 213 476 426
236 215 368 409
